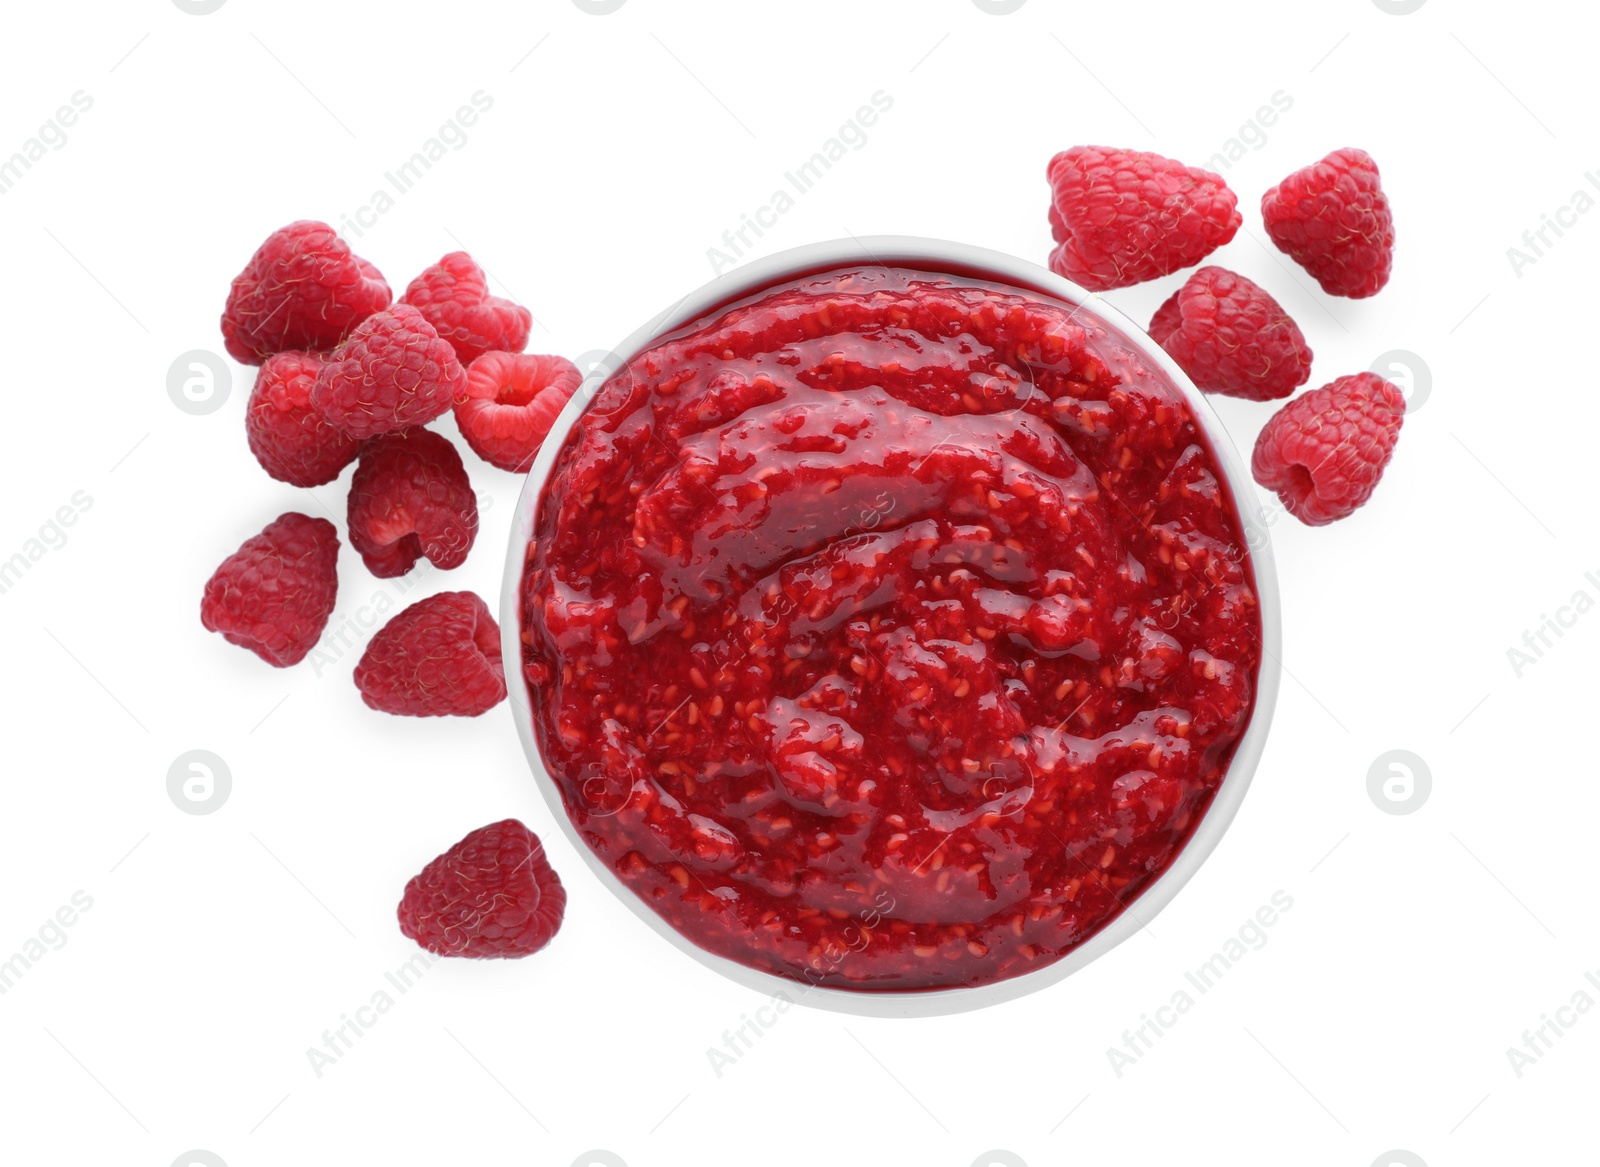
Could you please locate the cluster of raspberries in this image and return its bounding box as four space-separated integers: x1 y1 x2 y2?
203 221 577 959
1046 146 1404 525
196 148 1408 962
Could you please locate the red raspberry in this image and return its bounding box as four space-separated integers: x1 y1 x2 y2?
244 351 361 486
354 590 506 717
1046 146 1241 290
220 221 391 365
1148 267 1312 401
1261 148 1394 298
454 352 581 472
1252 372 1405 525
311 304 466 440
402 252 533 366
398 819 566 958
347 429 478 578
200 513 339 666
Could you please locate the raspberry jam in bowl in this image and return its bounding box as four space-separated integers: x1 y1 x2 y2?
503 239 1279 1016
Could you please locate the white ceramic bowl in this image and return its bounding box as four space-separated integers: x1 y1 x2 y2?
501 237 1282 1017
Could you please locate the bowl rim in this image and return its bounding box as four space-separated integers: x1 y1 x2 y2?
499 236 1282 1017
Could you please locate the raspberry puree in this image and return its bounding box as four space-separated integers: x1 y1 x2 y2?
519 265 1262 991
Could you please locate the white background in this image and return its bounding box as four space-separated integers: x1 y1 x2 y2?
1 1 1593 1164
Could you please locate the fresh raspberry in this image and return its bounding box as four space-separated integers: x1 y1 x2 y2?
311 304 466 440
1252 372 1405 525
354 590 506 716
1261 148 1394 298
398 819 566 958
220 221 391 365
454 352 581 473
347 429 478 578
402 252 533 366
1046 146 1241 290
244 351 361 486
1148 267 1312 401
200 513 339 666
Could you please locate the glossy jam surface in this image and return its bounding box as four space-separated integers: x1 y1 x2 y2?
521 266 1262 991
